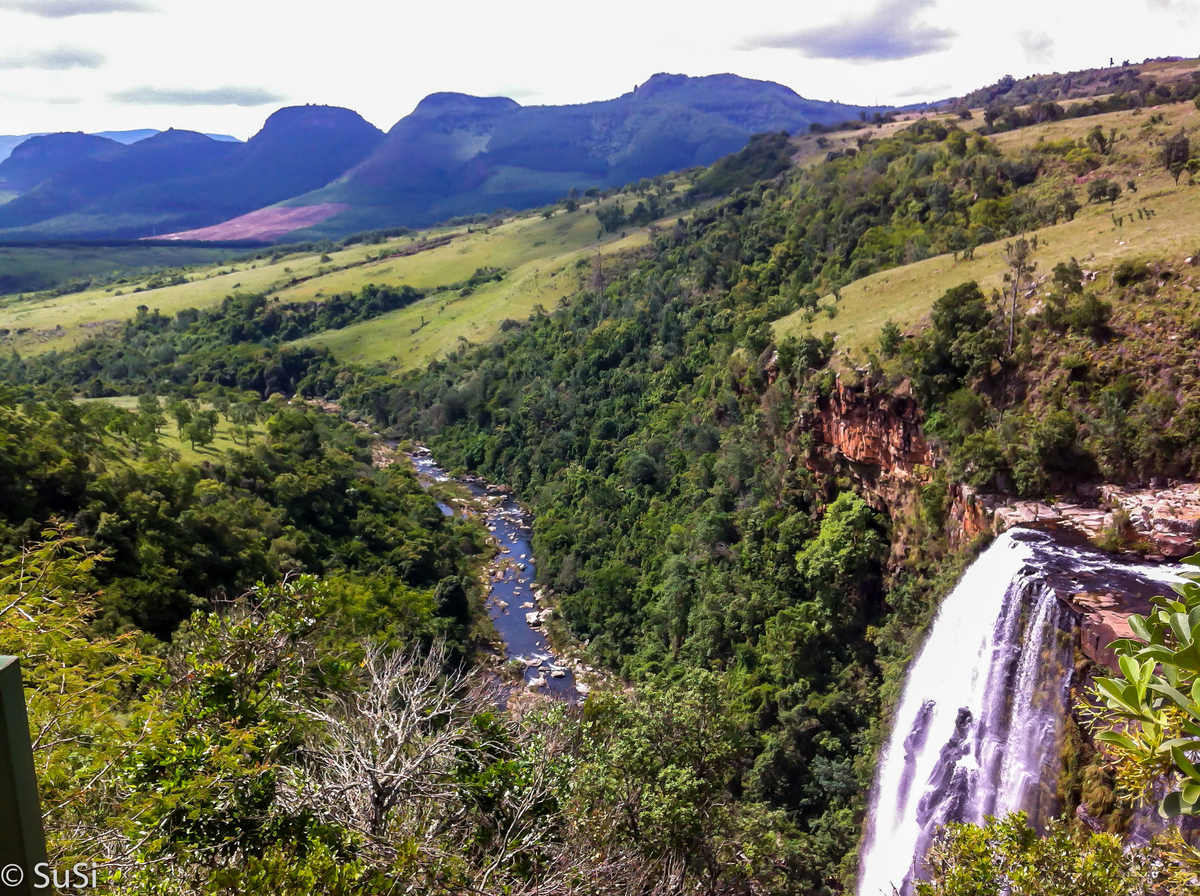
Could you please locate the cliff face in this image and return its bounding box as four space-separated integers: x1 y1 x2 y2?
794 376 1197 673
798 379 933 510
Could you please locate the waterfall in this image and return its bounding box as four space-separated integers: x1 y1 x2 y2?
857 528 1187 895
857 530 1075 896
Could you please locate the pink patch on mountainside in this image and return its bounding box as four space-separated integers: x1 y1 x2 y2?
149 204 350 242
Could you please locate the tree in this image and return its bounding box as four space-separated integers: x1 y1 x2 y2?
167 399 192 429
0 528 160 868
1160 128 1191 186
596 203 628 234
1087 178 1121 205
916 814 1160 896
228 400 260 430
879 319 903 358
1057 188 1081 222
137 392 166 434
181 409 218 449
1004 237 1036 353
1086 124 1109 155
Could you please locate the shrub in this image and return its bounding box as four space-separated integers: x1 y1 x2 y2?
1087 178 1121 204
1065 147 1102 175
1064 293 1112 339
1113 260 1151 286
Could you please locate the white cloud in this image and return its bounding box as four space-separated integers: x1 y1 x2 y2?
0 0 154 16
0 45 104 69
0 0 1197 138
1017 30 1054 64
109 86 285 106
739 0 955 62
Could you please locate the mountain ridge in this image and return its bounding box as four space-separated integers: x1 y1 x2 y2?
0 74 888 242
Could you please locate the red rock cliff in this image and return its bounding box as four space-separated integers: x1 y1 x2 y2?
798 378 933 509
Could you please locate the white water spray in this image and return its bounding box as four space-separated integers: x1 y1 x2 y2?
857 531 1071 896
858 528 1186 895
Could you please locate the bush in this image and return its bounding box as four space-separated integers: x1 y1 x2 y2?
1064 293 1112 339
1113 260 1151 286
1087 178 1121 204
878 320 902 358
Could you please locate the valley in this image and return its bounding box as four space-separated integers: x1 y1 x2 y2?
0 187 681 364
2 48 1200 896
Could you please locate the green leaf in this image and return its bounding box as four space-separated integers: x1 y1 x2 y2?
1119 654 1139 684
1182 781 1200 805
1169 612 1194 645
1160 790 1184 818
1096 730 1139 752
1150 681 1194 712
1172 746 1200 781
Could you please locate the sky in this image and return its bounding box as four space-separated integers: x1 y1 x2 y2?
1 0 1198 139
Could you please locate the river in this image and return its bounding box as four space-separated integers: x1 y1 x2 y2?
408 449 582 700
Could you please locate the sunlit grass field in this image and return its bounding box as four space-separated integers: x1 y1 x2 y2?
774 102 1200 363
81 395 260 465
0 193 663 359
296 226 654 367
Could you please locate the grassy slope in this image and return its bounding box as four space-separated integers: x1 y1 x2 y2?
0 239 408 351
82 395 260 464
774 101 1200 361
0 244 235 297
0 192 671 364
295 226 653 367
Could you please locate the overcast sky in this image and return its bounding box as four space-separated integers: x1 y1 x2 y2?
1 0 1198 139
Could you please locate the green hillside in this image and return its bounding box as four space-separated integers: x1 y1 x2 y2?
0 189 681 363
775 101 1200 359
0 243 234 298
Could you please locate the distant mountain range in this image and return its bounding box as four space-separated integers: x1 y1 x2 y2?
0 129 239 165
0 74 889 242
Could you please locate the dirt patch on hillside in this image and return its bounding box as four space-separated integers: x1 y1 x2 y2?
151 204 350 242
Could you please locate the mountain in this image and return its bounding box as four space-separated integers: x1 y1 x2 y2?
93 129 240 144
0 129 241 165
0 76 886 241
0 134 45 165
284 73 888 236
0 132 124 193
0 106 383 239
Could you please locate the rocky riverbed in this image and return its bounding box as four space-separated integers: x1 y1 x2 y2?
408 447 596 701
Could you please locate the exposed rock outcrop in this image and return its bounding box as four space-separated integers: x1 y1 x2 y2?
798 378 933 510
794 376 1198 674
991 483 1200 560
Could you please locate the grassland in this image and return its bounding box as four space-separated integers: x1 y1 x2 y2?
81 395 261 464
0 192 672 364
775 101 1200 362
0 239 413 351
296 226 654 366
0 244 235 298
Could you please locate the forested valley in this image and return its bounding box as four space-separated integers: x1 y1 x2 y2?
3 87 1200 895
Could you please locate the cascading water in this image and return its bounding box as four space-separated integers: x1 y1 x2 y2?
857 528 1184 896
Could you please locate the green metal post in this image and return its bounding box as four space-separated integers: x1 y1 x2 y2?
0 657 49 895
